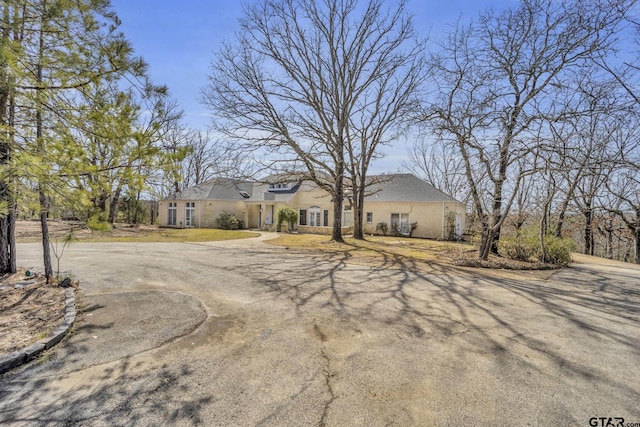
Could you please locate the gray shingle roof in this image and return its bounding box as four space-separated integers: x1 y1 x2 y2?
244 182 300 203
167 177 301 202
364 174 460 203
167 177 254 201
167 174 461 204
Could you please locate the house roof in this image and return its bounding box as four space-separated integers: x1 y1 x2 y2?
167 173 462 205
167 177 254 201
364 174 461 203
167 177 302 202
244 182 301 203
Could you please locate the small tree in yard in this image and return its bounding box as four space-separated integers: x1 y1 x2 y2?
50 229 78 280
277 207 299 232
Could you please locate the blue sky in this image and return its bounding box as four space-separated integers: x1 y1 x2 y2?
109 0 515 172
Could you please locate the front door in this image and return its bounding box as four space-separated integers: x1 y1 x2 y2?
264 205 274 225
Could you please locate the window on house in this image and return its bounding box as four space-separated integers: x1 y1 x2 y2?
299 209 307 225
390 213 410 235
268 183 291 191
168 202 177 226
366 212 373 223
323 210 329 227
185 202 195 227
309 207 321 227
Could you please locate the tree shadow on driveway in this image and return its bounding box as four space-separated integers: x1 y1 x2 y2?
0 289 211 425
0 357 213 425
221 245 640 420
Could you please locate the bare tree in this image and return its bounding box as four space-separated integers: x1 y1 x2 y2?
421 0 630 260
182 130 248 188
603 116 640 263
404 137 471 206
202 0 423 242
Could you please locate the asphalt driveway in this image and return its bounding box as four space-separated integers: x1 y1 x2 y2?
0 236 638 426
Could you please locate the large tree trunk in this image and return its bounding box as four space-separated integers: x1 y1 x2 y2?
108 185 122 224
634 227 640 265
555 194 572 238
584 209 594 256
490 226 501 255
634 209 640 265
8 207 16 273
605 224 613 259
331 167 344 243
352 182 365 240
0 215 12 274
39 189 53 280
0 8 15 275
0 179 15 274
479 228 494 261
36 7 52 281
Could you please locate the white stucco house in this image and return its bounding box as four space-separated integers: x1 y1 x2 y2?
159 173 465 239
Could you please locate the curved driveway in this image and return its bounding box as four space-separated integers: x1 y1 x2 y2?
1 235 639 426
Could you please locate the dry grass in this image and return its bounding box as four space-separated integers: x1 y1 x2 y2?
16 220 259 243
266 233 562 280
268 233 475 265
0 270 65 354
81 228 259 243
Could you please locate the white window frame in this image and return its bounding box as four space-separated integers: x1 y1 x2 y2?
390 213 410 235
366 212 373 223
168 202 177 226
185 202 195 227
309 207 321 227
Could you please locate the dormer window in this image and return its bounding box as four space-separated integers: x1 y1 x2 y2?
268 182 291 191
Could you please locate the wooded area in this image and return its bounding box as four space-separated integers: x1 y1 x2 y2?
0 0 231 278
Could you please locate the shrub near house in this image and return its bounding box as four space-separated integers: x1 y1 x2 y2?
216 213 243 230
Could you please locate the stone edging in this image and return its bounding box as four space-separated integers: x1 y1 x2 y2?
0 288 76 374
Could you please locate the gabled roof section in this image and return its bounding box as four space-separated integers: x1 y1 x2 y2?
365 174 461 203
167 177 255 201
244 181 301 203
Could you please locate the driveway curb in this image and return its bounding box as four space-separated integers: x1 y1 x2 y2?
0 287 76 375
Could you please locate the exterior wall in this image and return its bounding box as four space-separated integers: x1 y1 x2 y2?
159 183 466 239
286 187 335 228
362 201 466 239
158 200 244 228
200 200 245 228
245 202 289 229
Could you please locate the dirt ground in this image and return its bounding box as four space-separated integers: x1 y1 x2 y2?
0 270 66 354
1 221 90 356
15 219 158 242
